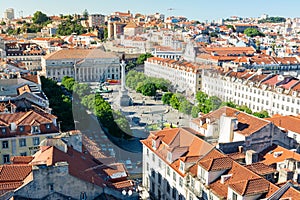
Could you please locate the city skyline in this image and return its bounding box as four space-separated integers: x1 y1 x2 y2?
1 0 300 21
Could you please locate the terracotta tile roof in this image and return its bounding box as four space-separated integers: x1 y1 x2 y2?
229 178 270 196
146 57 210 73
31 146 105 187
227 152 245 160
279 186 300 199
111 180 134 190
262 75 281 86
259 145 300 166
198 149 232 171
0 182 23 195
17 84 31 95
209 160 271 198
43 49 118 60
280 79 299 90
196 106 270 136
0 164 32 182
248 74 268 83
205 46 255 56
265 115 300 134
141 127 214 177
291 82 300 92
264 183 280 198
245 163 277 175
11 156 34 164
21 74 39 84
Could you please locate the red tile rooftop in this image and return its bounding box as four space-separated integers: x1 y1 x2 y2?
262 75 280 86
280 79 299 90
259 145 300 166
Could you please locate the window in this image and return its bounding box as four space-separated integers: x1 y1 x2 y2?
179 177 183 187
232 192 237 200
179 161 185 172
173 171 176 182
31 126 40 133
45 124 51 129
159 159 161 168
152 153 155 162
146 148 149 156
1 128 6 134
19 126 25 132
49 184 54 192
33 137 40 146
167 167 170 176
3 154 10 163
2 141 8 149
146 163 149 171
19 139 26 147
20 152 27 156
167 151 172 162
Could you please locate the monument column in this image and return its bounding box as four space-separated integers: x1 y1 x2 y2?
118 59 131 106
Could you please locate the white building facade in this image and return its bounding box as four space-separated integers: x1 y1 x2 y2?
41 49 120 82
202 69 300 116
144 57 204 99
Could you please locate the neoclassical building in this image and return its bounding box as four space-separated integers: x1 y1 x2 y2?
41 48 121 82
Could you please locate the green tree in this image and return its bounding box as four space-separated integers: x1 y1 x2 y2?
196 91 209 104
73 83 90 99
253 110 269 118
191 106 201 118
179 99 193 115
162 92 173 105
170 94 184 110
32 11 49 24
57 18 87 35
137 82 157 96
103 27 108 41
136 53 153 65
206 96 222 111
61 76 75 91
0 21 6 25
40 77 74 131
221 101 237 108
113 111 131 135
258 17 286 24
237 105 252 114
244 28 265 37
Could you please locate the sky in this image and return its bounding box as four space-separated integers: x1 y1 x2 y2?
1 0 300 22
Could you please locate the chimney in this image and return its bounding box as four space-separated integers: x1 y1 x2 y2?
245 150 258 165
238 145 243 153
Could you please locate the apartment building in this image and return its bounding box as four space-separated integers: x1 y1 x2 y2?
3 8 14 20
88 14 105 27
144 57 209 99
0 75 50 112
190 106 296 153
0 109 59 164
3 42 46 71
0 133 137 199
266 114 300 144
141 127 300 200
202 68 300 116
41 48 120 82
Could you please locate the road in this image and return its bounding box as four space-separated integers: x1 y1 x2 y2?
73 82 192 175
